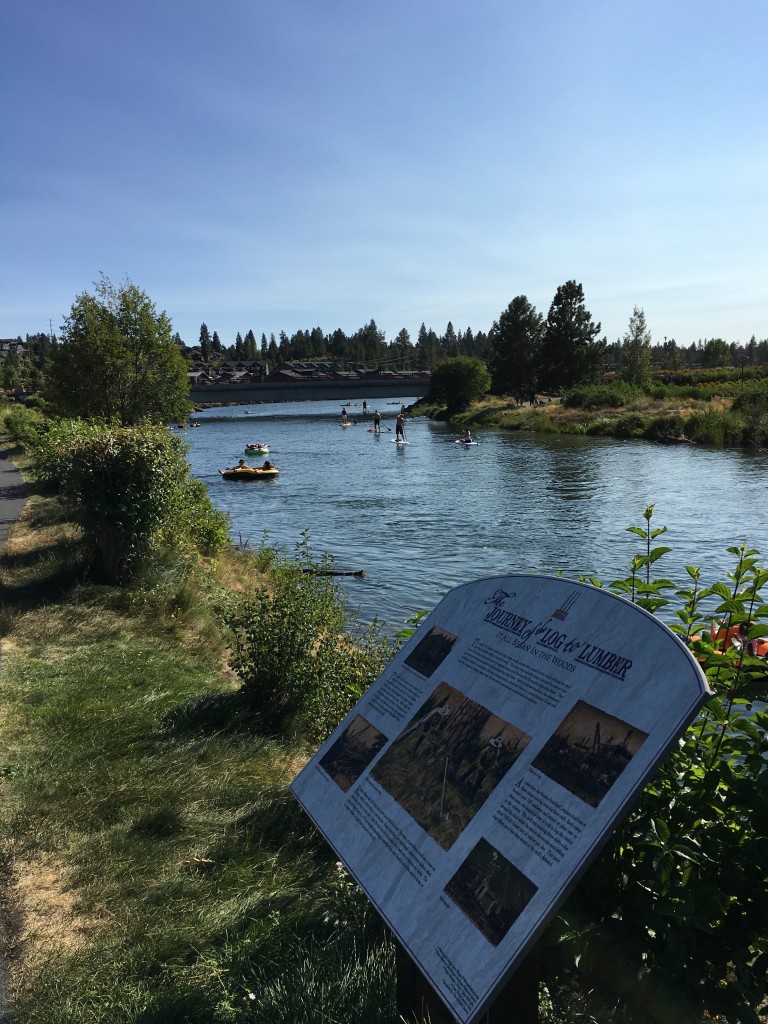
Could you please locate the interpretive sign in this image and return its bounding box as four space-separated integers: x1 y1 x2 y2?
291 575 711 1024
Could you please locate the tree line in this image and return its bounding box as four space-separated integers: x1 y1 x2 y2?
5 275 767 419
193 319 489 371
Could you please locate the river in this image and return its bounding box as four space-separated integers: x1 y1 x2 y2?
181 399 768 634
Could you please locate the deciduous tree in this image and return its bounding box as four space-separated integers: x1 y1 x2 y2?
701 337 731 368
620 306 652 386
44 275 190 426
430 356 490 411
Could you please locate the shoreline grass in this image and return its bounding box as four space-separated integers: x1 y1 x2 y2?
0 441 747 1024
0 491 396 1023
414 391 757 448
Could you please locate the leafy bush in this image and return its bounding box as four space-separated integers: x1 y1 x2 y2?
607 412 647 438
642 413 688 441
430 356 491 411
224 535 394 742
1 404 49 448
563 382 645 409
46 423 229 582
684 408 746 447
545 508 768 1024
33 417 105 485
22 393 48 412
732 381 768 448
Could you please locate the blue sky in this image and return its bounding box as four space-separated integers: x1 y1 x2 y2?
3 0 766 350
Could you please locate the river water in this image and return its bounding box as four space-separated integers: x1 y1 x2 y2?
181 399 768 634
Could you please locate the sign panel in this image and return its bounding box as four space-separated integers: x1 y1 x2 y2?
291 575 711 1024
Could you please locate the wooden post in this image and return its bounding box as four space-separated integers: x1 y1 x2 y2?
396 942 539 1024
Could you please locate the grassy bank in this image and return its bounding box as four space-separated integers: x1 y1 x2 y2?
415 391 754 448
1 435 765 1024
0 476 396 1023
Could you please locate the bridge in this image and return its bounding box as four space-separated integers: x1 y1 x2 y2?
190 375 431 406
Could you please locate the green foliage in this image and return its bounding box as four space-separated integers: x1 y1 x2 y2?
539 281 607 391
38 423 229 582
684 408 746 447
224 535 394 742
732 380 768 448
620 306 653 386
429 356 491 410
487 295 544 398
1 404 48 448
44 274 191 426
642 413 688 441
554 508 768 1023
605 412 647 438
563 381 645 409
701 337 731 367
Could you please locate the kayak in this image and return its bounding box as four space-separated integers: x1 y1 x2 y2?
219 467 279 481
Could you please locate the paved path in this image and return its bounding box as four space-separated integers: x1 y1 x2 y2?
0 446 24 1022
0 448 26 553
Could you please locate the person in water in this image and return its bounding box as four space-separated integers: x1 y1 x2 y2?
262 460 274 470
395 413 405 441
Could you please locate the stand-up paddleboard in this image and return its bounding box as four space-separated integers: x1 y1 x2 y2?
391 438 409 444
455 439 479 446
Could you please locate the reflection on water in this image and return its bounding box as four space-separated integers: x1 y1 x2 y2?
183 400 768 633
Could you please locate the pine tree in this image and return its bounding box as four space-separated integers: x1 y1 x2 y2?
539 281 605 390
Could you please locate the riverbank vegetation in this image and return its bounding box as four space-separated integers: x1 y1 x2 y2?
1 408 768 1023
417 370 768 451
7 275 768 406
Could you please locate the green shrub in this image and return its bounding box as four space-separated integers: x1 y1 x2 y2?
22 393 48 412
548 509 768 1024
643 413 688 441
732 381 768 448
563 382 645 409
608 412 647 437
2 404 48 449
49 423 229 582
684 408 746 447
224 536 394 742
33 417 105 486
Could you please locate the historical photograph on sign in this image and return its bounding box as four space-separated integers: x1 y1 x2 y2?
371 682 532 849
319 715 389 792
532 700 649 808
445 838 538 947
403 625 459 678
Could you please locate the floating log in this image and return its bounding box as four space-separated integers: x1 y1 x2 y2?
302 568 365 578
